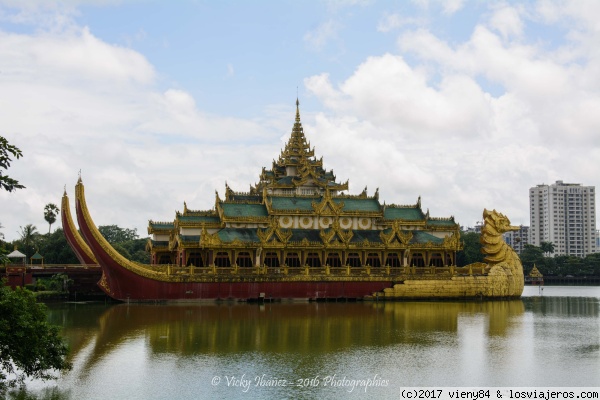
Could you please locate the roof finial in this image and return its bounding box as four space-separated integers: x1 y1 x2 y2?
295 97 300 123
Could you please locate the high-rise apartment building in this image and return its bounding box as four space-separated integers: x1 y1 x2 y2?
529 181 597 257
503 225 529 255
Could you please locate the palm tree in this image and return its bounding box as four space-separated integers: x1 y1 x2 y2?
44 203 60 233
540 241 555 255
18 224 40 262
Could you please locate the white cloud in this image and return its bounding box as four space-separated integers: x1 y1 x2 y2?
411 0 466 15
304 2 600 228
398 22 600 146
0 20 283 241
304 19 341 51
1 0 599 243
0 27 155 85
377 12 422 32
307 54 493 139
489 3 524 39
325 0 372 11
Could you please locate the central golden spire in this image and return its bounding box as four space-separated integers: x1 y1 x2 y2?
251 99 348 194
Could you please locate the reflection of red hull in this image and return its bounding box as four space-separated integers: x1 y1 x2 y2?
73 180 393 301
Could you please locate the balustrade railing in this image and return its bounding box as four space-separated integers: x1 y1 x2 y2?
160 264 468 278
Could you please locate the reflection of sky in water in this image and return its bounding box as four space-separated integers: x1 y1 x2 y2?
20 287 600 399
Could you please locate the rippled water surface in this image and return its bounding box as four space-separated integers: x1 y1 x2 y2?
16 286 600 399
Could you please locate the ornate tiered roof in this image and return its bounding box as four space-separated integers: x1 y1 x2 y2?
147 100 460 258
251 99 348 195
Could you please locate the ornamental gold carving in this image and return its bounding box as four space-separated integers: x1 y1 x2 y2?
340 217 351 228
98 272 113 295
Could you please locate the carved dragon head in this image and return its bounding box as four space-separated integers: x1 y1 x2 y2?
482 209 519 234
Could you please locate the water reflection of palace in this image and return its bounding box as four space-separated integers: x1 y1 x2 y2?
68 302 524 359
35 295 600 396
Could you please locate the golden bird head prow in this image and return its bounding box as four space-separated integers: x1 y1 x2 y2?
482 209 520 234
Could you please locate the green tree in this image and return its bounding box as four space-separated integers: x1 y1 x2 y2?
98 225 139 243
540 241 555 255
120 238 151 264
582 253 600 276
456 231 484 266
43 204 60 234
17 225 40 262
98 225 150 263
520 244 544 270
0 284 71 392
36 228 79 264
0 248 7 266
0 223 7 266
0 136 24 192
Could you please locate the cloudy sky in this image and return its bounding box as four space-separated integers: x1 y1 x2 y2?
1 0 599 242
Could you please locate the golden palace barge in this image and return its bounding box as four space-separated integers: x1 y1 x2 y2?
63 100 524 301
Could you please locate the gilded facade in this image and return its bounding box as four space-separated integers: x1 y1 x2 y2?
147 100 462 275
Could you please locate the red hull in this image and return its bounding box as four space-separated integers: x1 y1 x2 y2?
100 263 392 301
74 184 392 301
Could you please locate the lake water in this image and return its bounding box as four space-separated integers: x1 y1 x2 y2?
14 286 600 399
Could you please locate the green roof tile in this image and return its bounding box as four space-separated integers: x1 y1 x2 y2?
427 219 456 227
270 197 314 211
410 231 443 244
180 235 200 243
348 230 382 243
221 203 268 217
150 222 174 230
178 215 221 224
383 207 424 221
335 198 381 212
217 228 260 242
276 176 295 185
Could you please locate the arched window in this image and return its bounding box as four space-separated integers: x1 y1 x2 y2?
366 253 381 268
326 253 341 268
385 253 400 268
236 252 253 268
215 251 231 268
411 253 425 267
187 252 204 267
158 254 171 264
264 252 280 268
306 252 321 268
429 253 443 267
285 252 300 268
346 252 361 267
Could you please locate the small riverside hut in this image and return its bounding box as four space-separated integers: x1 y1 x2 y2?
526 264 544 285
6 249 26 266
30 251 44 267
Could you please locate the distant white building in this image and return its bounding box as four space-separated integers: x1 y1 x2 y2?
503 225 529 255
529 180 597 257
462 224 483 234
